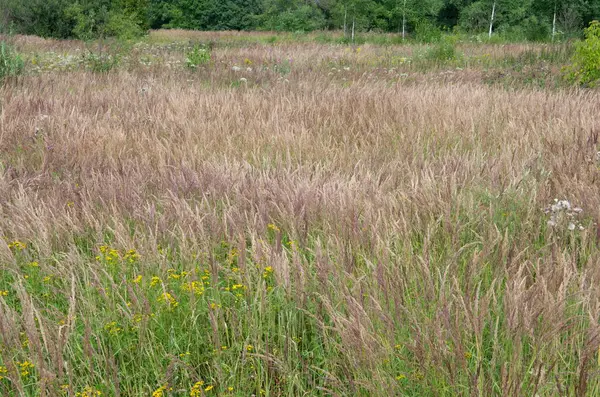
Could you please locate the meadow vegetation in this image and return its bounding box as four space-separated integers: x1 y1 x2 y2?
0 29 599 396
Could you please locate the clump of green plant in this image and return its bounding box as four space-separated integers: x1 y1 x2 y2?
0 41 24 81
83 51 119 73
564 20 600 87
425 39 461 63
186 45 211 70
415 19 442 43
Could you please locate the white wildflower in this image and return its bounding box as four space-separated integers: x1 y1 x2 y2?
232 66 241 72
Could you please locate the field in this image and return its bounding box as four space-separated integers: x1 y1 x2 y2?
1 30 600 396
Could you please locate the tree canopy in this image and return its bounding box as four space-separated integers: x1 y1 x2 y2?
0 0 598 39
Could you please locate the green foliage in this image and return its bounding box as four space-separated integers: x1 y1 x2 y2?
415 18 442 43
565 21 600 87
0 41 24 81
185 45 211 69
106 10 146 39
522 15 551 42
64 2 99 41
0 0 597 38
259 2 326 32
425 38 460 62
83 51 119 73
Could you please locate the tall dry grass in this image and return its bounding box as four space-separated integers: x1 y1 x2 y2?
0 33 599 396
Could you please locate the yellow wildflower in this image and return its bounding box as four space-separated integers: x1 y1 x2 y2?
157 292 178 308
246 344 254 352
190 381 204 397
152 384 170 397
0 365 7 380
181 281 204 296
8 240 26 251
75 386 102 397
263 266 273 279
18 361 34 377
29 261 39 267
20 332 29 348
104 322 122 336
124 249 140 263
267 223 280 232
132 275 142 284
204 385 214 392
150 276 162 287
0 290 8 296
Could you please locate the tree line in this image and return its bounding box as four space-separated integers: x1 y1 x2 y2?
1 0 599 40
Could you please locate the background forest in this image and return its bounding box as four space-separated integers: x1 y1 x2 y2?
1 0 599 41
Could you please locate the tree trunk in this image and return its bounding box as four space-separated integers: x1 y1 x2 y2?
344 8 347 38
488 1 496 38
552 3 557 41
402 0 407 40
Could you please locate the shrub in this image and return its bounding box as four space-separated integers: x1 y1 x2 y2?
564 21 600 87
415 19 442 43
522 16 551 42
84 52 119 73
106 11 146 40
425 39 461 63
0 41 24 81
185 45 211 70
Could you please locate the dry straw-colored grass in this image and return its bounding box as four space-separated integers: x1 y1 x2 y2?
0 32 600 396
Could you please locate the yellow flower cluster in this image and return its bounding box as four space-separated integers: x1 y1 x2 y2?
123 249 140 263
96 246 140 264
157 292 178 308
181 281 204 296
20 332 29 348
227 247 238 264
18 361 34 377
0 365 7 380
190 381 214 396
263 266 274 279
152 384 172 397
8 240 26 251
168 269 189 280
104 321 122 336
0 290 8 296
75 386 102 397
150 276 162 287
